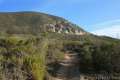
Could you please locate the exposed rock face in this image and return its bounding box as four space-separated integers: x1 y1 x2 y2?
46 23 86 35
74 30 86 35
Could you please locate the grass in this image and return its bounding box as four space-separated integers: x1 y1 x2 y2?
0 33 119 80
0 36 49 80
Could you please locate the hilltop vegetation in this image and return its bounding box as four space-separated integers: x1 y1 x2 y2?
0 12 84 35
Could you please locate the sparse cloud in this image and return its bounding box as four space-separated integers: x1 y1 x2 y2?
91 23 120 39
89 19 120 30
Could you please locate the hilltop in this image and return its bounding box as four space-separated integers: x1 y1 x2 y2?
0 11 85 35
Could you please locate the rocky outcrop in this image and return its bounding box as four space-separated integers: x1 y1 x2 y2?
46 23 86 35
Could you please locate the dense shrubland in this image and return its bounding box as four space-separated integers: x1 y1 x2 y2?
0 33 120 80
0 36 48 80
63 39 120 74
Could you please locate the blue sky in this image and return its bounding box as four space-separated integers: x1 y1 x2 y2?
0 0 120 38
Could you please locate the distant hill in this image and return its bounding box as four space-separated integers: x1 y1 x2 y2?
0 11 85 35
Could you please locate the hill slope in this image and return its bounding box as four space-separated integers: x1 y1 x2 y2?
0 11 85 35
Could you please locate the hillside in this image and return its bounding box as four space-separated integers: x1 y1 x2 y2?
0 11 85 35
0 12 120 80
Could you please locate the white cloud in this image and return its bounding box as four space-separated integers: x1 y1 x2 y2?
89 19 120 30
91 24 120 39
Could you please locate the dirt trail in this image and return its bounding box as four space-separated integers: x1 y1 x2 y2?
47 52 80 80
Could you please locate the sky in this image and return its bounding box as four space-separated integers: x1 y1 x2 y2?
0 0 120 38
